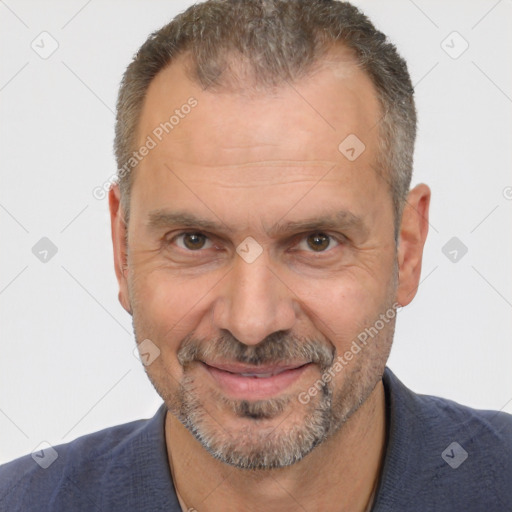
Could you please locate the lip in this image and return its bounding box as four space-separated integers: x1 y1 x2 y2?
201 361 313 400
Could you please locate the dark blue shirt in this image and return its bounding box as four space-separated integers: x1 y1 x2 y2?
1 367 511 511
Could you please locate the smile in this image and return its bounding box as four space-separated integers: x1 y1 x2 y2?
200 361 313 400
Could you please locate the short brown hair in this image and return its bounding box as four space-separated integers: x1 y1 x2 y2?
114 0 416 228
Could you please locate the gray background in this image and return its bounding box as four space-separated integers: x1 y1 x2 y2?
1 0 511 463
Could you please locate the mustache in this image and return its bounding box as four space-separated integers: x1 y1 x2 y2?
177 331 335 369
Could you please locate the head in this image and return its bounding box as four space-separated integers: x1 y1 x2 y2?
109 0 430 470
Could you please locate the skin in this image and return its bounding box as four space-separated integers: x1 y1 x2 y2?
109 52 430 512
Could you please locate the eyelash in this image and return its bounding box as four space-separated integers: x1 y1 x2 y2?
166 231 344 255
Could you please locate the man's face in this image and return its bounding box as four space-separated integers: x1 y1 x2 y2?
117 54 401 469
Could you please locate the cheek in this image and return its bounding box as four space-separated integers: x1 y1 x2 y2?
291 266 394 346
129 268 218 342
129 272 203 385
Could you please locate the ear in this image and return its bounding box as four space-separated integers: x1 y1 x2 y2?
396 184 431 307
109 184 132 315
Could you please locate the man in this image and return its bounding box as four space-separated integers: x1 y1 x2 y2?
1 0 511 510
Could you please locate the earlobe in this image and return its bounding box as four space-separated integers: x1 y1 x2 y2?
396 184 431 307
109 184 132 315
118 290 131 315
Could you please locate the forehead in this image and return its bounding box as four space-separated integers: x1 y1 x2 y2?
130 52 389 231
137 51 381 165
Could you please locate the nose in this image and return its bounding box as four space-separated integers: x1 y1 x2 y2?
212 251 298 346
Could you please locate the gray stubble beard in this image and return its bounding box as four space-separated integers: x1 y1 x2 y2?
161 323 393 470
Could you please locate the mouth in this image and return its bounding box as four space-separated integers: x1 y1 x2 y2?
200 360 313 400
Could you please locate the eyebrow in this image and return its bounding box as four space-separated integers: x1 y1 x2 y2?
146 209 368 238
267 211 368 238
147 210 224 232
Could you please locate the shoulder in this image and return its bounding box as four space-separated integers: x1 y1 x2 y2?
415 384 512 484
384 366 512 444
404 375 512 451
0 405 175 511
378 368 512 511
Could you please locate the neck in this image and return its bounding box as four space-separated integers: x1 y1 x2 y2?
166 380 387 512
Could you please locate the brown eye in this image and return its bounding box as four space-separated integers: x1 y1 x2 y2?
176 233 211 250
304 233 334 252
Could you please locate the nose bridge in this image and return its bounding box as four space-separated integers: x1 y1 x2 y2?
213 253 297 346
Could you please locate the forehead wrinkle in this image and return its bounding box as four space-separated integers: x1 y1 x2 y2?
162 159 339 170
145 160 349 191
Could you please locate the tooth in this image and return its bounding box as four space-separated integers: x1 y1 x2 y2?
240 373 274 378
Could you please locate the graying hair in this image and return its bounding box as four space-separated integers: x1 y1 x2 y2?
114 0 416 230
